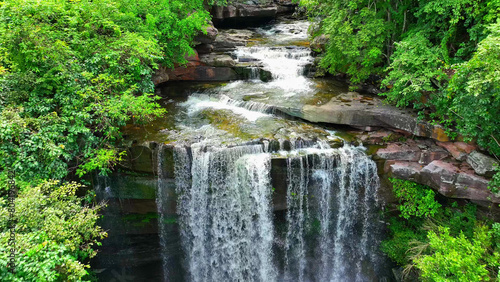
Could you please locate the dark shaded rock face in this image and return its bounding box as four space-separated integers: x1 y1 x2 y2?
209 0 297 28
194 23 218 44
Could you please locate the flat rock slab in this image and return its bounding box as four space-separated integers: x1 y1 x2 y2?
386 159 499 203
200 54 236 67
276 92 450 142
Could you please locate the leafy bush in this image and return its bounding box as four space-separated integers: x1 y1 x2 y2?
442 21 500 161
383 179 500 280
0 181 106 281
390 178 441 219
381 31 447 109
415 225 498 281
0 0 211 182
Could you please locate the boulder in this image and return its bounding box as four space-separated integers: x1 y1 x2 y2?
437 141 476 161
467 151 499 177
376 143 421 162
195 43 215 55
166 66 238 81
213 29 256 52
211 4 279 27
200 54 236 67
152 66 169 86
418 145 449 165
389 161 423 181
420 160 458 196
194 22 218 44
384 159 500 203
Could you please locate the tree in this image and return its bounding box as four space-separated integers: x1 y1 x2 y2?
0 181 106 281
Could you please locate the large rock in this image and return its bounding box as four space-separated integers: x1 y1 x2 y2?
279 92 452 142
376 143 421 162
467 151 499 177
195 43 215 55
437 141 476 161
389 161 423 181
200 54 236 67
194 22 218 44
213 29 256 52
211 3 280 27
375 141 498 204
152 66 169 86
166 66 238 81
420 160 459 196
384 158 500 204
162 49 239 81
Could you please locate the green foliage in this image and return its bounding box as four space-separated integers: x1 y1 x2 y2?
303 0 500 187
383 179 499 280
0 181 106 281
381 31 448 108
0 0 211 280
301 0 391 83
441 21 500 160
415 225 497 281
390 178 441 219
381 216 426 266
0 0 210 182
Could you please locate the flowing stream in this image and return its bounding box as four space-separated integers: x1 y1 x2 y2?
150 19 386 281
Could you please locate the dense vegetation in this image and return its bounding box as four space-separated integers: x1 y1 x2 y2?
0 0 211 279
382 178 500 280
301 0 500 188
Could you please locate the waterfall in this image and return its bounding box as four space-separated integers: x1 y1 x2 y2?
219 94 276 114
173 144 277 282
153 18 385 281
234 46 313 94
281 146 381 282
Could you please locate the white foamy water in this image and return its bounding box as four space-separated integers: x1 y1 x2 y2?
180 94 269 122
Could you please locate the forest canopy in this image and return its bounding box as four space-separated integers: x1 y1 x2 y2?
0 0 211 280
301 0 500 188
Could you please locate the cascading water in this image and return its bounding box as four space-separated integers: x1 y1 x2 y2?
173 144 276 282
279 146 381 282
158 142 383 282
151 19 387 282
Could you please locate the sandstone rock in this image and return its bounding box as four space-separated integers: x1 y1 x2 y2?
376 143 421 162
152 66 169 86
211 4 278 27
420 160 459 197
194 23 218 44
166 66 238 81
419 145 449 165
200 54 236 67
389 161 423 181
213 29 256 52
237 4 277 18
287 92 451 142
467 151 499 177
437 141 476 161
455 172 493 202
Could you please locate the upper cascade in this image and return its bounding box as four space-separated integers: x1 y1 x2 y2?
233 20 314 95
